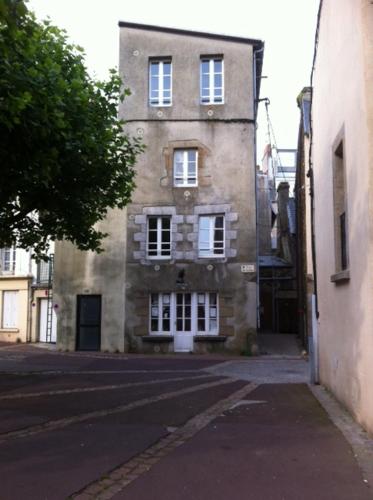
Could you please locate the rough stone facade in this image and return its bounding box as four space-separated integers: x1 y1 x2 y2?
54 23 264 354
120 24 263 354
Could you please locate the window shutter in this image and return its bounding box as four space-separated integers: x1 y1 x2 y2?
3 291 18 328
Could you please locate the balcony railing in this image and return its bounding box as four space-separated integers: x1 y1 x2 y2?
36 255 54 285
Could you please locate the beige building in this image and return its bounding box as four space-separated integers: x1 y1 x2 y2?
311 0 373 434
0 247 56 344
54 23 264 354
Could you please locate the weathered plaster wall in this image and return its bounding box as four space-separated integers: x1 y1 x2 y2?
119 28 254 122
54 207 127 352
312 0 373 434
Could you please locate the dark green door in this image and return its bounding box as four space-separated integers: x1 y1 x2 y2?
76 295 101 350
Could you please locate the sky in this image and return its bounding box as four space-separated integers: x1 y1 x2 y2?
28 0 319 160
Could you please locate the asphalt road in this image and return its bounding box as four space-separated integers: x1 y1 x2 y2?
0 344 371 500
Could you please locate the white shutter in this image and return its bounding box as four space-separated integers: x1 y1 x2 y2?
3 291 18 328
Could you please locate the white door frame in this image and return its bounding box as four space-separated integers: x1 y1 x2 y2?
39 298 57 343
173 292 194 352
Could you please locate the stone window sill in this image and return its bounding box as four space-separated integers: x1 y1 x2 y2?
330 270 350 283
0 328 19 333
142 335 173 343
194 335 227 342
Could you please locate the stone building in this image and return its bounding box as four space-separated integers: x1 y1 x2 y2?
310 0 373 433
54 23 264 354
295 87 314 353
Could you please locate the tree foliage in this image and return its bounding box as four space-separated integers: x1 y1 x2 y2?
0 0 143 257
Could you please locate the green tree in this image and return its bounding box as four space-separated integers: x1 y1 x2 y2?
0 0 143 258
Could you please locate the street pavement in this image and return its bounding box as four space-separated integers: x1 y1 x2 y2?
0 344 371 500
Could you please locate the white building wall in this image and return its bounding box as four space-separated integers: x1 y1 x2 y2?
312 0 373 434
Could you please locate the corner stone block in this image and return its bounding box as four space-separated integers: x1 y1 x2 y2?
134 232 146 242
134 215 147 225
186 215 197 224
226 230 238 240
133 251 145 260
226 249 237 258
174 251 185 260
187 233 197 242
173 215 184 224
226 212 238 222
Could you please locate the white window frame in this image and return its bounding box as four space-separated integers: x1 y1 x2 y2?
196 292 218 335
173 149 198 187
150 293 172 334
149 292 219 336
198 215 225 258
2 290 18 329
200 57 224 105
147 216 172 260
2 247 16 273
149 59 172 107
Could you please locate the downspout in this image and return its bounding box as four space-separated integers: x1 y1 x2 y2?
253 44 264 339
308 0 323 383
26 249 33 343
308 0 323 321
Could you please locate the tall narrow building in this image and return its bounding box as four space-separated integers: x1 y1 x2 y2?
54 23 264 354
119 23 263 353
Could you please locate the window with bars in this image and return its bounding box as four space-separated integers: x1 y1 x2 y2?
149 60 172 106
147 216 171 259
2 247 16 273
197 292 218 334
150 293 171 333
173 149 198 187
200 57 224 104
198 215 225 257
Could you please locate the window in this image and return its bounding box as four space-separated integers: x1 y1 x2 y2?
147 216 171 259
2 291 18 328
197 293 218 334
198 215 225 257
149 292 219 335
176 293 192 332
37 260 51 284
2 247 16 272
173 149 198 187
332 140 349 273
149 60 172 106
200 57 224 104
150 293 171 333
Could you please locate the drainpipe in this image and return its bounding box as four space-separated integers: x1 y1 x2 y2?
307 0 323 383
26 278 32 343
253 44 265 337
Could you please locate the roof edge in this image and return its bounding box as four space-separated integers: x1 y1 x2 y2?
118 21 264 48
